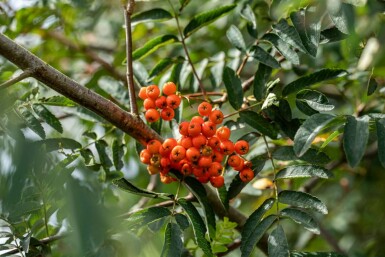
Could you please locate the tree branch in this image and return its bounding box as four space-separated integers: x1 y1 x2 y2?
0 68 35 90
2 234 67 255
0 33 160 145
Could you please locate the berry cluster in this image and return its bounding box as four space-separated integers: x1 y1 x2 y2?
139 96 255 188
139 82 181 122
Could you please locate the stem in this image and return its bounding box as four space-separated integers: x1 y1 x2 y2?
171 179 183 215
124 0 138 115
263 136 280 221
223 101 263 119
236 54 249 76
167 0 207 99
0 68 35 90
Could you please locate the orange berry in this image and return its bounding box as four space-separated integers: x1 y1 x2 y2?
138 87 148 100
160 173 174 184
161 107 175 121
220 140 234 155
188 122 202 137
233 161 245 171
179 121 190 136
196 171 210 183
234 140 250 155
179 136 193 149
192 134 207 149
170 145 186 162
208 162 223 177
210 175 224 188
192 167 205 177
162 82 177 96
145 108 160 123
212 150 224 163
166 94 181 109
150 154 161 167
146 85 160 100
143 98 156 110
208 136 221 151
161 138 178 155
239 168 254 182
181 163 192 176
198 156 212 168
243 160 253 169
140 149 152 164
186 147 200 162
216 126 231 141
198 102 212 116
209 109 224 124
201 121 216 138
147 165 160 175
155 96 167 109
147 139 162 154
201 145 213 157
160 157 171 169
228 154 242 168
191 116 205 125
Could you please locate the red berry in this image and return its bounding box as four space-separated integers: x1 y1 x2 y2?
234 140 250 155
198 102 212 116
210 175 224 188
162 82 177 96
161 107 175 121
146 85 160 100
209 109 224 124
166 94 181 109
145 108 160 123
139 87 148 100
239 168 254 182
155 96 167 109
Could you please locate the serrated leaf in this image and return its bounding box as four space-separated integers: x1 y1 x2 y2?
131 8 173 24
39 96 76 107
178 198 213 257
282 69 347 96
161 223 183 257
291 251 346 257
276 165 333 180
241 198 275 250
268 225 290 257
273 19 308 54
241 215 276 257
249 45 280 69
296 89 334 115
32 104 63 133
281 208 320 234
278 190 328 214
376 119 385 168
328 2 354 34
126 207 171 229
133 35 179 60
35 138 82 152
95 140 113 169
226 175 246 204
343 115 370 168
263 33 300 65
253 64 272 101
113 178 173 199
293 113 336 157
183 4 236 37
226 25 246 51
175 213 190 230
183 176 216 239
112 139 124 171
19 108 45 139
223 67 243 110
240 111 278 139
273 146 330 165
148 58 177 81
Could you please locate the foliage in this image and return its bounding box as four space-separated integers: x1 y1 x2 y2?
0 0 385 257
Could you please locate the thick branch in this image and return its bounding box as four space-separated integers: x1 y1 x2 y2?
0 33 161 145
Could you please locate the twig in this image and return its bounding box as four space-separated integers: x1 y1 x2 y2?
2 234 67 255
0 68 34 90
123 0 139 115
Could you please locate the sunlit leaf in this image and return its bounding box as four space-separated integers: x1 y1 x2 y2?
276 165 332 180
133 35 179 60
296 89 334 115
131 8 173 24
249 45 280 69
39 95 76 107
268 225 290 257
126 207 171 229
240 111 278 139
281 207 320 234
273 19 307 54
95 140 113 169
19 108 46 139
279 190 328 214
253 63 272 101
328 2 355 34
226 25 246 52
263 33 300 65
148 58 177 81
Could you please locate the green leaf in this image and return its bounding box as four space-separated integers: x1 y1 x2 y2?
113 178 173 199
253 64 272 101
240 111 278 139
161 223 183 257
131 8 173 24
95 140 113 169
282 69 347 96
223 67 243 110
241 198 275 250
273 146 330 165
281 207 320 234
273 19 308 54
249 45 280 69
183 4 237 37
174 213 190 230
263 33 300 65
226 175 247 203
39 95 76 107
133 35 179 60
276 165 333 180
367 78 378 96
178 198 213 257
126 207 171 229
376 119 385 168
291 252 346 257
19 108 46 139
278 190 328 215
268 225 290 257
32 104 63 133
328 3 355 34
83 130 97 139
343 115 370 168
112 139 124 171
148 58 177 81
320 130 342 150
296 89 334 115
35 138 82 152
183 176 216 239
226 25 246 51
241 215 277 257
320 27 349 43
293 113 336 157
240 4 257 29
